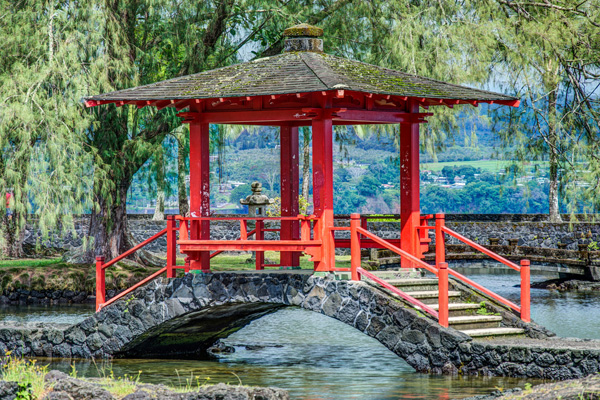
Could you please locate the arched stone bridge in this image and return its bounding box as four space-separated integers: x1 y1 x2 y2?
2 272 600 379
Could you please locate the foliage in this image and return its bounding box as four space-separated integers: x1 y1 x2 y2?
0 1 92 257
1 352 48 399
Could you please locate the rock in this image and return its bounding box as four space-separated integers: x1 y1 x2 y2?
0 381 20 400
207 340 235 355
44 370 114 400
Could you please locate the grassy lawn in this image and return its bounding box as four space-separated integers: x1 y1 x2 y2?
0 258 64 268
421 160 547 172
0 253 353 292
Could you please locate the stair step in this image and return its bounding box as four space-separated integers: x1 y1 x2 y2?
429 303 481 316
385 278 440 292
449 315 502 330
460 327 526 338
386 278 439 286
369 269 424 279
406 290 461 304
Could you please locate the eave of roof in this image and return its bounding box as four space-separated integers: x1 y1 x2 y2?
85 51 518 107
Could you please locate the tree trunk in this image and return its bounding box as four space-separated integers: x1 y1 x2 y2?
1 212 25 258
152 190 165 221
301 127 311 200
547 84 562 222
178 131 189 216
86 182 131 262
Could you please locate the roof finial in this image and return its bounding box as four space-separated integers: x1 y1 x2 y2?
283 23 323 53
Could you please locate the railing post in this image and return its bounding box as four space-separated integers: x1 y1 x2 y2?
300 216 311 241
184 257 191 273
95 256 105 311
240 219 248 240
438 262 449 328
520 259 531 323
435 213 446 267
256 219 264 270
166 216 176 278
350 213 361 281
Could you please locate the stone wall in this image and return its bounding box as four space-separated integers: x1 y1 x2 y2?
22 214 600 255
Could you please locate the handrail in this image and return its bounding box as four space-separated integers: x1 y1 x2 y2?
441 226 521 272
102 228 167 270
447 267 521 313
175 215 316 221
358 267 439 319
435 214 530 322
97 267 167 311
209 228 256 259
356 227 439 276
96 223 172 311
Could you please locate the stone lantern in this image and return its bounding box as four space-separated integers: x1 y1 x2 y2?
240 182 274 217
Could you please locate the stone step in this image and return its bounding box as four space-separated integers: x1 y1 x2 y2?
449 315 503 330
385 278 440 292
374 256 401 265
429 303 481 316
406 290 461 304
369 269 424 280
460 327 526 338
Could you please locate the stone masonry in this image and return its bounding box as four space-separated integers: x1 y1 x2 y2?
1 272 599 379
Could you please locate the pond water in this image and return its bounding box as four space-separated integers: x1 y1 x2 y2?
2 267 599 399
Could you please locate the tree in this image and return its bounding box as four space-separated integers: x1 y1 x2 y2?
357 175 383 198
0 1 92 257
485 1 600 220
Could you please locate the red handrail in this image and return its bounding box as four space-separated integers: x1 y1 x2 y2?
355 227 439 276
97 267 167 311
102 228 167 270
435 214 530 322
447 267 521 313
358 267 439 319
441 226 521 272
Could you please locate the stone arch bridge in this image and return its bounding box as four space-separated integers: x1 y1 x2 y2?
2 272 600 379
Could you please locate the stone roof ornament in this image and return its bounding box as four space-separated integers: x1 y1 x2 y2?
283 23 323 53
240 182 274 217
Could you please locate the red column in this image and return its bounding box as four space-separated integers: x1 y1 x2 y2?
400 100 421 267
280 125 300 268
189 121 211 272
312 117 335 272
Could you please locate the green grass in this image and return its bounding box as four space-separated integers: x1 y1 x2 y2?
1 353 49 399
421 160 547 172
0 258 63 268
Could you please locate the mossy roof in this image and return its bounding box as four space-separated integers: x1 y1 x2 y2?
86 52 517 103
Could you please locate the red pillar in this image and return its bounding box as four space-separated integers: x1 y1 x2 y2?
400 100 421 267
280 125 300 268
312 117 335 272
189 121 211 272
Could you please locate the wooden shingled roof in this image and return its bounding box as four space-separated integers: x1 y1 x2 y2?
85 51 518 107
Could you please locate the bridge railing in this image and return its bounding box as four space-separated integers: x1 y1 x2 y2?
347 213 531 328
95 218 174 311
176 215 320 270
434 213 530 323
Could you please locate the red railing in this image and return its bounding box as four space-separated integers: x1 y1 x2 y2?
357 267 439 319
434 213 530 322
347 213 531 328
95 222 172 311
